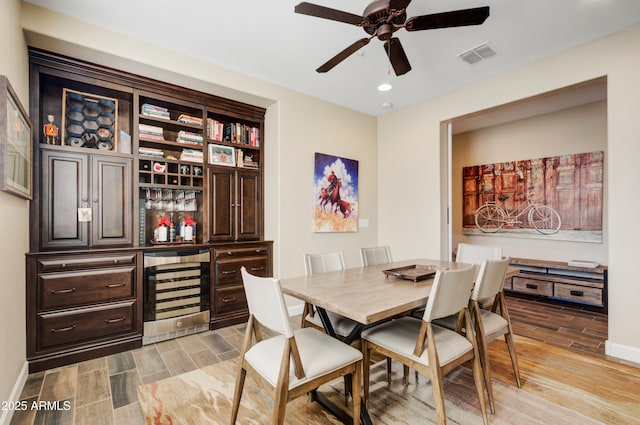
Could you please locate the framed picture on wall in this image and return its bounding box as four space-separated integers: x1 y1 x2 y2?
313 152 358 232
0 75 32 200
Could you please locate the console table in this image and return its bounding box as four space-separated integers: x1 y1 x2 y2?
505 257 607 314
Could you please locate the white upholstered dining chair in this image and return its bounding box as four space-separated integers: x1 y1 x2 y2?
359 245 392 267
301 252 360 338
456 242 502 265
361 266 489 425
435 258 521 414
231 267 363 425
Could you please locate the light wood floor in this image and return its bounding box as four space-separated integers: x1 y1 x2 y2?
10 309 639 425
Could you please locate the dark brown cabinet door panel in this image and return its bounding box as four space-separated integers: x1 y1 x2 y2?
91 156 132 246
208 167 234 241
237 170 260 240
41 149 89 249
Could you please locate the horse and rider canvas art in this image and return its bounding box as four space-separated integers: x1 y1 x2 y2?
314 152 358 232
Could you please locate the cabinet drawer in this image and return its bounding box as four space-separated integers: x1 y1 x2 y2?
215 286 247 315
38 254 136 273
215 257 268 284
39 267 135 310
555 283 603 306
512 276 553 296
215 247 269 260
38 301 135 350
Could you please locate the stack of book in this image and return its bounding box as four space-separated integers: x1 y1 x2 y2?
139 124 165 141
222 122 260 147
237 149 259 169
177 114 203 127
180 148 203 163
139 147 164 158
206 118 224 141
176 131 203 146
141 103 170 120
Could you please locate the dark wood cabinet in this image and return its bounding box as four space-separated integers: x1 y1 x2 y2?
27 252 141 372
27 49 271 372
207 167 261 242
40 146 132 250
211 242 272 328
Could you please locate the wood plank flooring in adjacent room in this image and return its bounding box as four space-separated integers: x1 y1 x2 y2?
504 293 609 358
10 306 639 425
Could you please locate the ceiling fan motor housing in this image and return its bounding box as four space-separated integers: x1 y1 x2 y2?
363 0 407 40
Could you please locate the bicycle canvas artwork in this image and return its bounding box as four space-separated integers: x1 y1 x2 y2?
461 151 603 243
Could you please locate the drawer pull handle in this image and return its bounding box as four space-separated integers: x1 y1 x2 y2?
105 282 127 288
526 284 538 290
250 267 264 272
255 249 264 253
221 270 237 275
51 288 76 294
51 325 76 333
227 251 233 256
570 290 584 297
105 316 127 324
222 297 236 303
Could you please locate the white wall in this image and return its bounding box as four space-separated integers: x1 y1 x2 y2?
0 1 30 423
452 100 607 263
378 26 640 363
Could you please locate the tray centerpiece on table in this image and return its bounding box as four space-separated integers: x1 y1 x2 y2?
382 264 438 282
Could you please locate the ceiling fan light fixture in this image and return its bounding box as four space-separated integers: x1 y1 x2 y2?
378 82 392 91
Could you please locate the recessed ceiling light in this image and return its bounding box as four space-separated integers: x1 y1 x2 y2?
378 83 392 92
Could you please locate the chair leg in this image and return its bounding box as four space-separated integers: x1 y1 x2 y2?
505 332 522 388
386 357 392 384
352 361 362 425
471 349 490 425
403 365 410 386
362 340 371 407
230 365 246 424
475 331 495 414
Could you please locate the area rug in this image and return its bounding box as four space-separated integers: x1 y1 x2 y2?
137 358 603 425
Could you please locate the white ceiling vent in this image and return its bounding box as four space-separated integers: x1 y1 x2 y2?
457 42 497 65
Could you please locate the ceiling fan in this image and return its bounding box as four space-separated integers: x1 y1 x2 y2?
294 0 490 76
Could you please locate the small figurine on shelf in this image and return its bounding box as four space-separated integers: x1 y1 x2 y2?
155 212 173 242
43 115 59 144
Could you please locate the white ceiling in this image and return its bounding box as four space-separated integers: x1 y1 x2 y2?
23 0 640 117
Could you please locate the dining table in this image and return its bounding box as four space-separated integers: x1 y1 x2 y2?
278 258 519 425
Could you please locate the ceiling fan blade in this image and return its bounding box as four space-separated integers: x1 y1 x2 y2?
388 0 412 10
316 38 371 73
295 2 365 26
405 6 490 31
384 37 411 76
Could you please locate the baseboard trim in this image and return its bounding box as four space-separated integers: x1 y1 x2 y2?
0 361 28 425
605 339 640 364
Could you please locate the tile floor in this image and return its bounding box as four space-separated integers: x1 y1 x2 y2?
8 299 610 425
9 323 249 425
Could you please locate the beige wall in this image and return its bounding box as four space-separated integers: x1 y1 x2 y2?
452 100 607 262
378 26 640 363
0 0 30 419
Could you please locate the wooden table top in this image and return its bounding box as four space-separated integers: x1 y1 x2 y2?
280 259 464 325
280 259 519 325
